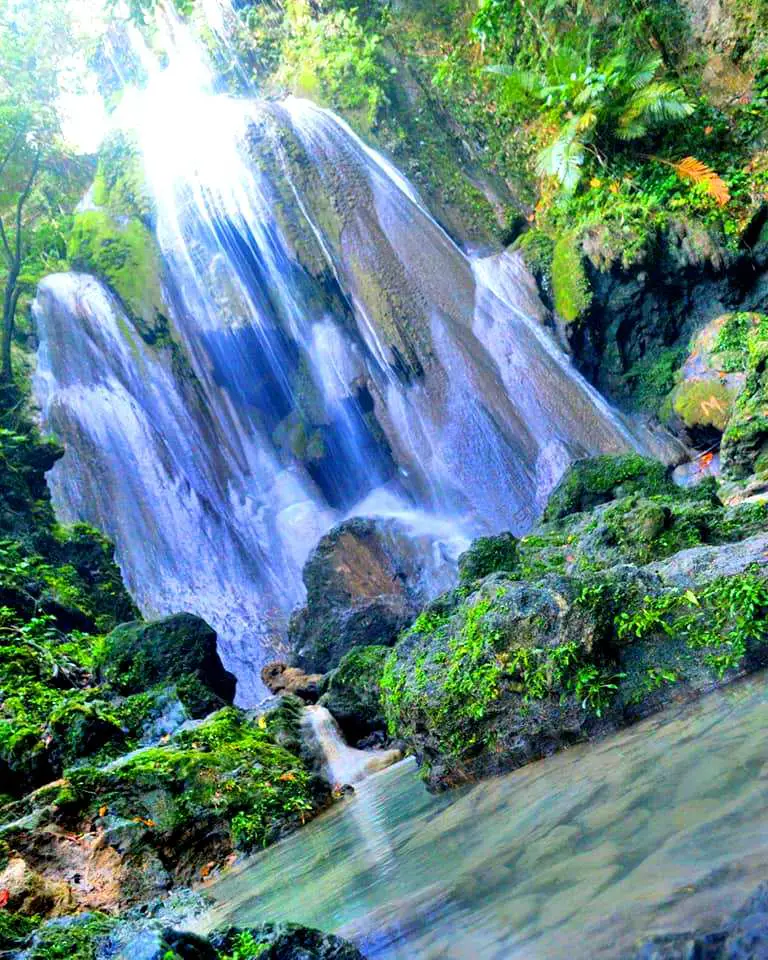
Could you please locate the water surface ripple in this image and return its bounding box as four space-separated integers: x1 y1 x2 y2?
206 675 768 958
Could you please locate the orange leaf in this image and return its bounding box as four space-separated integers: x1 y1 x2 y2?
98 806 108 818
672 156 730 207
278 772 296 782
0 889 9 909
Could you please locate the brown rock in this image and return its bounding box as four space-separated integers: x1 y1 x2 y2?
261 662 324 702
0 856 73 916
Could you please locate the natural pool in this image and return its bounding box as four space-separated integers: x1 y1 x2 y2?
204 675 768 958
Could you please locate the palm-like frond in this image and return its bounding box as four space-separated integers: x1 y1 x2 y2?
618 81 694 139
536 122 586 192
628 57 663 90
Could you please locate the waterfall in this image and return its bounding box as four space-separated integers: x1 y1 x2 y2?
32 13 636 703
303 706 402 787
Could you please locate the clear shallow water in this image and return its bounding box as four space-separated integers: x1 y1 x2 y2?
205 675 768 958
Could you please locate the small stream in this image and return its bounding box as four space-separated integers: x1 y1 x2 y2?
204 674 768 958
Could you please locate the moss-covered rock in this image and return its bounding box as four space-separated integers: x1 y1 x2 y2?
382 453 768 790
543 454 673 521
67 210 168 344
458 532 519 584
210 922 366 959
319 645 389 741
96 614 236 711
720 315 768 480
552 232 592 324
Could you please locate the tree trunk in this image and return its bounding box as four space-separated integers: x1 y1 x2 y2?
1 266 18 385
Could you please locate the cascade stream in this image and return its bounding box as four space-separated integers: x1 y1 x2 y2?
32 13 636 701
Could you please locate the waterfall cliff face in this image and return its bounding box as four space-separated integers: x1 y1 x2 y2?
33 32 634 702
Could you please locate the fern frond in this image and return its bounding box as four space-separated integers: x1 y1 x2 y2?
671 156 730 207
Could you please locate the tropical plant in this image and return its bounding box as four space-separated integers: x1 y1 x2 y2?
489 48 694 191
0 0 92 390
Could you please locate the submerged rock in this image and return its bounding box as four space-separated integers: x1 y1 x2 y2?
210 921 366 959
632 881 768 959
289 517 454 673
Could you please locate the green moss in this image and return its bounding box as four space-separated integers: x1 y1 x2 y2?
551 232 592 323
0 911 40 951
95 613 234 712
67 210 168 342
18 913 114 960
543 454 673 521
672 379 735 432
92 130 153 223
62 706 320 854
458 532 518 584
622 345 687 414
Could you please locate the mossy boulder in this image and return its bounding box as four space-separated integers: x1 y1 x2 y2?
552 232 592 324
96 613 236 712
720 316 768 480
458 532 519 584
382 454 768 790
5 704 331 913
543 454 673 521
319 645 389 741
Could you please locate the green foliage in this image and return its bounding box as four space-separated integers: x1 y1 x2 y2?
219 930 269 960
615 570 768 680
551 232 592 322
18 913 114 960
623 345 687 413
0 0 94 385
490 50 693 193
276 0 389 129
0 910 40 950
720 313 768 478
458 532 519 583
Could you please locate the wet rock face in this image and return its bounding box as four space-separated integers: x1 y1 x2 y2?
289 517 452 673
96 613 237 709
632 881 768 959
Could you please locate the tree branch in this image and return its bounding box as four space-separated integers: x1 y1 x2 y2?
0 216 11 268
14 149 41 267
0 128 24 183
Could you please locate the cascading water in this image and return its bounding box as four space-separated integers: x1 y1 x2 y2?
33 9 637 702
